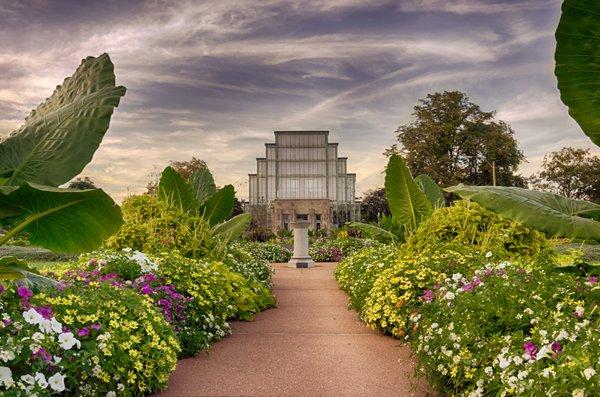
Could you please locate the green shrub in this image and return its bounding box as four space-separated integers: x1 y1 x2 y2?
309 237 381 262
237 241 292 263
412 262 599 396
0 283 179 396
335 244 400 312
404 200 555 264
105 195 219 260
224 244 274 288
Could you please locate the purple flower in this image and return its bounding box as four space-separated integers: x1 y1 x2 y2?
31 347 52 363
523 341 537 360
34 306 53 320
77 327 90 337
484 268 494 276
90 323 102 331
140 284 153 295
0 285 5 294
144 273 156 283
588 276 598 285
551 341 562 353
2 318 11 327
17 286 33 299
421 289 435 302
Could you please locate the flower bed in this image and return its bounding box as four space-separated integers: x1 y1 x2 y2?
235 241 292 263
309 236 381 262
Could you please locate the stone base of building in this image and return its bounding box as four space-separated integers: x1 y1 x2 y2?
288 257 315 268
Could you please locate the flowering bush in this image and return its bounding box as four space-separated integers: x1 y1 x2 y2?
412 261 599 396
335 245 400 312
224 244 274 288
309 237 381 263
404 200 555 265
0 283 179 396
236 241 292 263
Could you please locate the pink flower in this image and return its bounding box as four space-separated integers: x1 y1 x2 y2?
17 286 32 299
588 276 598 285
523 341 537 360
551 341 562 352
77 327 90 337
140 284 153 295
34 306 53 320
90 323 102 331
420 289 435 302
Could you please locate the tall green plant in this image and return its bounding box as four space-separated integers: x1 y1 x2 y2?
349 155 435 242
0 54 125 283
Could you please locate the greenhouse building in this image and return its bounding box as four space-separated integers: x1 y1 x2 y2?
246 130 360 231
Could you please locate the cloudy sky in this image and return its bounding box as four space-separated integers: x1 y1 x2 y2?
1 0 598 201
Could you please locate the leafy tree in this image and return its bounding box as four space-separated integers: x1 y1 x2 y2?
146 157 208 194
68 176 97 190
386 91 525 187
360 188 389 223
528 147 600 203
232 197 245 217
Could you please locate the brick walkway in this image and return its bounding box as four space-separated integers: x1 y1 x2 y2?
158 263 429 396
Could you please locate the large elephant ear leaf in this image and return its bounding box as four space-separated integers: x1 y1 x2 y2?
348 222 398 244
445 185 600 240
212 213 252 242
199 184 235 226
555 0 600 147
415 174 445 208
0 53 126 186
385 155 432 231
0 256 59 289
0 183 123 253
157 166 198 213
190 167 217 204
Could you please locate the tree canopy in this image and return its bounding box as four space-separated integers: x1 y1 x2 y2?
360 188 390 223
386 91 525 187
528 147 600 203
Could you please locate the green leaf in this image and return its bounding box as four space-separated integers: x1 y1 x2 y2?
212 213 252 242
0 183 123 253
415 174 445 208
348 222 398 243
0 256 59 289
157 166 198 213
445 185 600 240
0 53 126 186
190 167 217 204
384 155 432 231
555 0 600 147
199 184 235 226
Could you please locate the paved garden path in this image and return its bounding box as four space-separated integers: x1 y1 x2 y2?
158 263 429 396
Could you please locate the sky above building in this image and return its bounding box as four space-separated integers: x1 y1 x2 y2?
1 0 598 202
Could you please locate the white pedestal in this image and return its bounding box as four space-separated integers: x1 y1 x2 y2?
288 221 315 268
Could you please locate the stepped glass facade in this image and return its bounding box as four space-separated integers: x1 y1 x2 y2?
247 131 360 231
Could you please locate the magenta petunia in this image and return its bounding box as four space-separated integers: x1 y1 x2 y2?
551 341 562 353
16 286 33 299
420 289 435 302
523 341 537 360
34 306 53 320
77 327 90 337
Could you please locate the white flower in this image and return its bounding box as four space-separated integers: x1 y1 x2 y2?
35 372 48 389
444 291 455 300
485 251 493 258
449 333 458 342
536 345 551 361
523 308 534 315
431 322 439 329
452 355 461 364
122 247 132 253
452 273 463 282
0 367 12 385
498 356 511 369
38 319 54 334
484 366 493 376
117 383 125 391
32 332 45 343
50 318 63 334
53 356 62 364
21 374 35 385
22 308 43 325
583 367 596 380
572 389 584 397
542 368 555 378
574 306 585 317
106 392 116 397
58 332 81 350
517 370 529 380
513 356 523 366
48 373 66 392
0 350 15 362
557 330 569 341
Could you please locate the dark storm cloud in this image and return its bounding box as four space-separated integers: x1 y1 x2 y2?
0 0 597 201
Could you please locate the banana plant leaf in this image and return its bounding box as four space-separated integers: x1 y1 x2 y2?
190 167 217 204
0 256 58 289
555 0 600 147
348 222 398 244
0 183 123 253
0 53 126 186
445 184 600 240
157 166 198 213
415 174 445 208
385 155 432 231
199 184 235 226
212 213 252 242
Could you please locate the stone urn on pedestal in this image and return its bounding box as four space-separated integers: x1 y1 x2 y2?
288 221 315 268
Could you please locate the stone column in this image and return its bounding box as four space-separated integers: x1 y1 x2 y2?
288 221 315 268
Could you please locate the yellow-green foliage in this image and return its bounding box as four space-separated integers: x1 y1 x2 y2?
32 283 179 395
361 258 444 338
105 195 219 259
155 251 275 323
403 200 555 264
